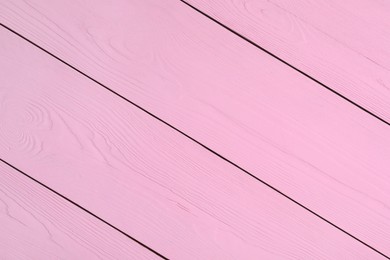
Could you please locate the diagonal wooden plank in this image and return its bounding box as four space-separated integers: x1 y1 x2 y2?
181 0 390 123
0 26 384 259
0 0 389 256
0 160 159 259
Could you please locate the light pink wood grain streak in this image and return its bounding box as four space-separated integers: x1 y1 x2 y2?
0 27 383 259
185 0 390 122
0 161 158 260
0 0 389 254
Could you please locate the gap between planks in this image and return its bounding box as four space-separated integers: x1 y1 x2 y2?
0 159 160 259
182 0 390 124
179 0 390 126
0 158 167 259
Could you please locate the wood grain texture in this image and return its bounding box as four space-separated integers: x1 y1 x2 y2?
0 27 384 259
0 0 389 255
184 0 390 122
0 161 158 260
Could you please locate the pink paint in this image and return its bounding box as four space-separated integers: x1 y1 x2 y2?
0 0 389 257
0 26 384 258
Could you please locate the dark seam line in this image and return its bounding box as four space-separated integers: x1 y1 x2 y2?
178 0 390 127
0 160 169 259
0 158 168 260
1 23 388 259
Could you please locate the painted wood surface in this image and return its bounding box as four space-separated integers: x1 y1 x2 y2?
0 0 389 255
0 161 158 260
184 0 390 123
0 26 384 259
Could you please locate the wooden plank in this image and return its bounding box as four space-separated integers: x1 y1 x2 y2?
1 0 390 255
0 161 158 259
182 0 390 122
181 0 390 123
0 26 383 259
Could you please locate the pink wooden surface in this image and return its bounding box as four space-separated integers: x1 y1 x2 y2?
184 0 390 123
0 0 389 254
0 161 158 259
0 26 384 259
